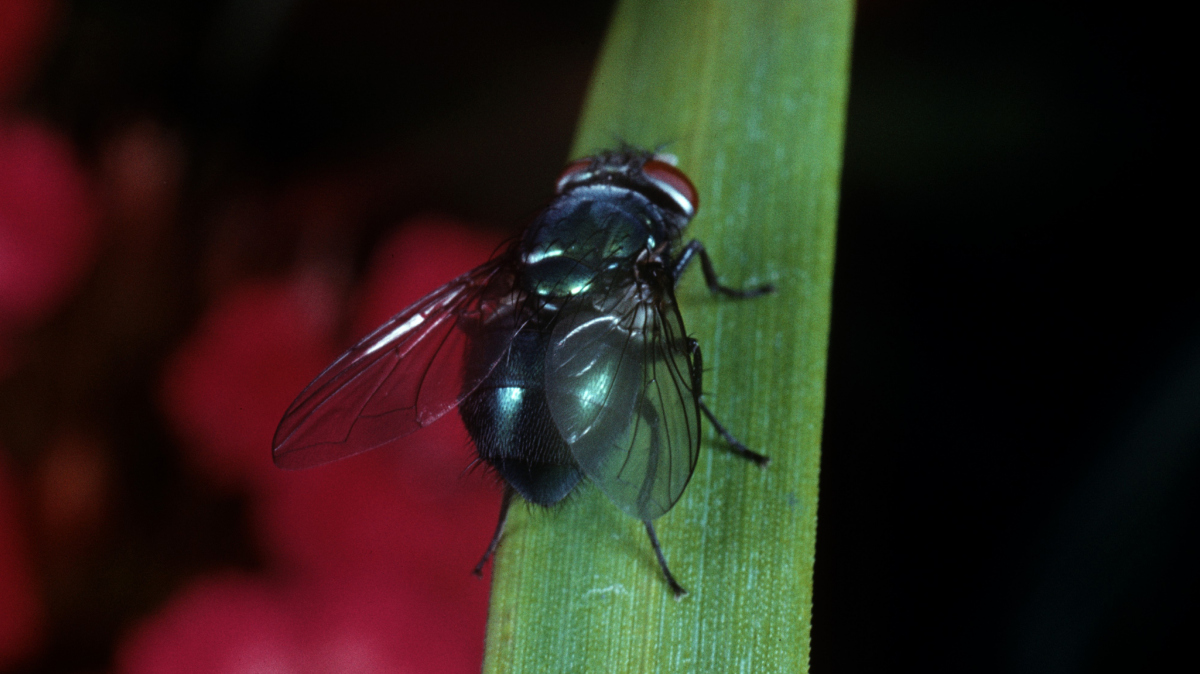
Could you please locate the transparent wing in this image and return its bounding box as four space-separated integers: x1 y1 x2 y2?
545 279 701 521
273 257 524 469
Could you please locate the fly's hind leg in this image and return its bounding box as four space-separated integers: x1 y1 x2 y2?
689 338 770 466
644 520 687 598
673 239 774 298
473 485 515 576
632 399 690 598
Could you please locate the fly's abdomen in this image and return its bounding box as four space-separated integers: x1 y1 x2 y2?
460 330 583 506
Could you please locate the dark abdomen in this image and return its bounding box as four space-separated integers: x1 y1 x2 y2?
460 329 583 506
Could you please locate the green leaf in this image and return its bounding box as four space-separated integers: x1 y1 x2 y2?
482 1 852 671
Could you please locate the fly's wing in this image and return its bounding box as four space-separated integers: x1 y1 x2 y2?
273 257 524 469
545 278 701 521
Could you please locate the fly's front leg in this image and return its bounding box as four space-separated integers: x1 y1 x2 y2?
673 240 774 298
688 338 770 466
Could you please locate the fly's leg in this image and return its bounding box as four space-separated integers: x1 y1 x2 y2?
644 520 687 598
673 240 774 298
473 485 515 576
689 338 770 466
675 239 772 463
699 401 769 466
634 400 688 597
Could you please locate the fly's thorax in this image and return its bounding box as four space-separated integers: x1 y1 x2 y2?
519 185 681 299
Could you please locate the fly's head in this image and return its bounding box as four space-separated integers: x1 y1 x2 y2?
555 147 699 239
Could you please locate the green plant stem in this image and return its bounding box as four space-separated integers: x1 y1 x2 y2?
482 1 852 671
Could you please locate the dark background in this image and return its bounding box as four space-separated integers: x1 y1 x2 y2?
1 1 1193 672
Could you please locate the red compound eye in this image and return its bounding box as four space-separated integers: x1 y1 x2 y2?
641 159 698 216
554 159 592 194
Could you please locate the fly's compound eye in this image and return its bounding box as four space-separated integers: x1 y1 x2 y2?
641 159 698 217
555 159 593 194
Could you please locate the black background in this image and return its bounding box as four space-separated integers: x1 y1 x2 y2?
819 3 1193 672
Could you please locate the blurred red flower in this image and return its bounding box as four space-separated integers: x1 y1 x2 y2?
116 574 299 674
0 117 99 373
146 218 506 672
160 274 340 489
117 565 494 674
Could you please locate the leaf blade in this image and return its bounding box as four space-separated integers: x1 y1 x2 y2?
484 1 852 671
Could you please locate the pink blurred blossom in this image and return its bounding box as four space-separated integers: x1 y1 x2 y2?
160 273 340 488
117 569 489 674
0 117 99 373
116 574 300 674
148 219 506 672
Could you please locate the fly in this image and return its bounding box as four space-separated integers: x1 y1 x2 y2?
272 147 773 597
